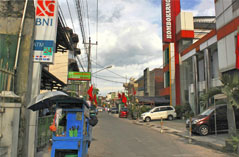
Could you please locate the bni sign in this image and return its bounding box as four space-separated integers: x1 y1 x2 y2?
33 0 58 63
68 72 91 81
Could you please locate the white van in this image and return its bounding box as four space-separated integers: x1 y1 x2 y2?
141 106 177 122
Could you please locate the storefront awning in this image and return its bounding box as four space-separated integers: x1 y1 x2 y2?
136 96 170 105
41 68 66 91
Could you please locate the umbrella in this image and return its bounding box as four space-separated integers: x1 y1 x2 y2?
27 91 69 111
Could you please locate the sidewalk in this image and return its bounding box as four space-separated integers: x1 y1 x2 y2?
132 119 229 152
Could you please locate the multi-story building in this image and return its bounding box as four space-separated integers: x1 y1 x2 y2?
160 0 218 114
163 0 239 115
135 76 144 96
215 0 239 73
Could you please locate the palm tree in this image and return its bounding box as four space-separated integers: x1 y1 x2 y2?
221 71 239 136
200 70 239 136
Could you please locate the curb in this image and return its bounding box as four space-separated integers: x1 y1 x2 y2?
131 121 239 156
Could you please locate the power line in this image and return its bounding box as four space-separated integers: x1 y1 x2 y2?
92 76 125 84
66 0 76 32
91 59 127 79
85 0 91 37
96 0 99 87
95 75 127 79
74 0 87 44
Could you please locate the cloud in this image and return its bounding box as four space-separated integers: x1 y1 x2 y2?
182 0 215 16
59 0 216 95
90 0 162 67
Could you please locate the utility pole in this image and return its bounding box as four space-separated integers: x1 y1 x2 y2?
85 37 97 97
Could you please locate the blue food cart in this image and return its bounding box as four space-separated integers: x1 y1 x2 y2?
28 92 92 157
51 97 91 157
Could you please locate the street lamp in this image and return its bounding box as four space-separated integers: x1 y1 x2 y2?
92 65 112 74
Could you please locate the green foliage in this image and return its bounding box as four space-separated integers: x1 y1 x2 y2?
175 103 194 119
140 105 151 115
175 105 183 118
228 135 239 153
199 87 222 109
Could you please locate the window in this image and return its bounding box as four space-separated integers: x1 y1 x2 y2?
153 108 160 112
160 107 168 111
165 71 170 88
164 48 169 65
166 107 173 110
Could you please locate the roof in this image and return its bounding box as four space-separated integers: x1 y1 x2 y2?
41 68 66 91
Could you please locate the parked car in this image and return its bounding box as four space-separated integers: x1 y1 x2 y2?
108 108 112 113
141 106 176 122
97 107 103 112
119 108 128 118
186 104 239 136
111 108 119 114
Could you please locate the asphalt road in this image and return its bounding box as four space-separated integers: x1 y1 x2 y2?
88 112 230 157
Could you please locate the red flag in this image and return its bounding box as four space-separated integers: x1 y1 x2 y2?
236 33 239 70
118 93 121 99
87 85 93 100
122 93 125 99
94 94 98 105
122 93 127 104
133 87 136 95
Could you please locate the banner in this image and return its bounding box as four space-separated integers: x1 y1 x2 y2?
161 0 180 43
33 0 58 63
68 72 91 81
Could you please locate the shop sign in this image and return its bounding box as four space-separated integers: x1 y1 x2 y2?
33 0 58 63
68 72 91 81
162 0 180 43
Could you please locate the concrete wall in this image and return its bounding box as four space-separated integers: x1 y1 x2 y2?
215 0 239 72
217 31 237 72
176 12 194 34
0 102 21 157
49 52 69 84
0 1 35 156
170 43 176 106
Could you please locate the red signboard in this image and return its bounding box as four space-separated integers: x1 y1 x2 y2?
36 0 56 17
162 0 180 43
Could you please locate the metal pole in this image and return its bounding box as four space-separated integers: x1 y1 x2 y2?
214 99 217 136
160 117 163 133
14 0 28 70
189 117 192 143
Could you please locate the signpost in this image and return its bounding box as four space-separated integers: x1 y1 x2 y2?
33 0 58 63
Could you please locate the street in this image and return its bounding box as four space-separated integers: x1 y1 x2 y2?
88 112 231 157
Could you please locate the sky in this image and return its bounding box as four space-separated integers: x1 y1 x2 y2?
58 0 215 96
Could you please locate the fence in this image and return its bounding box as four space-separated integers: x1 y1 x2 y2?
0 59 15 92
37 115 54 151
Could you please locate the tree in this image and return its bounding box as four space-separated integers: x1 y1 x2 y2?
199 70 239 137
221 71 239 136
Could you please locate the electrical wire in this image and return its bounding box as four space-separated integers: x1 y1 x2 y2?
91 59 127 79
92 76 125 84
85 0 91 37
66 0 76 32
96 0 99 87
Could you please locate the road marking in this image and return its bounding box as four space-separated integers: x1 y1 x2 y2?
134 137 143 143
